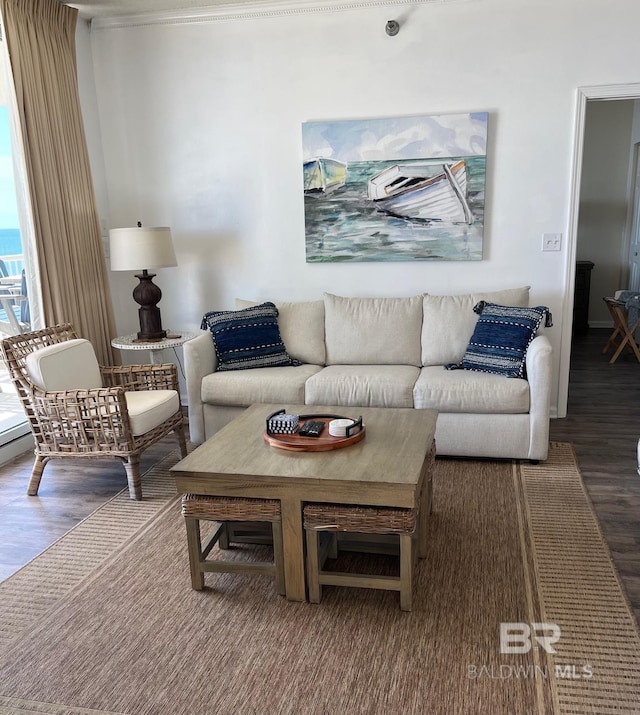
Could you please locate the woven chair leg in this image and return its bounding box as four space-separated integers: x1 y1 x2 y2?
399 532 413 612
272 520 286 596
124 456 142 500
184 517 205 590
306 528 322 604
175 423 188 458
27 455 48 496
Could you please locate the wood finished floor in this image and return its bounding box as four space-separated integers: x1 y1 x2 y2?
0 329 638 624
549 328 640 624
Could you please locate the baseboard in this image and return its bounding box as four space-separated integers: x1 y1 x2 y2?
0 432 34 467
588 320 614 329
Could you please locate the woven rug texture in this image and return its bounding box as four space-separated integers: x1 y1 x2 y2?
0 443 638 715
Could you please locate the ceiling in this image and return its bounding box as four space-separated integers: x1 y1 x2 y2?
65 0 429 20
65 0 254 19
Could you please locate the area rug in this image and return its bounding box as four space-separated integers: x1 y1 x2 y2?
0 443 638 715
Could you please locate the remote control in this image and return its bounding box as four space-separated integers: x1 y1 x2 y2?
299 420 325 437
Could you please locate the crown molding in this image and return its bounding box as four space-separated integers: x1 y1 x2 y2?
91 0 470 30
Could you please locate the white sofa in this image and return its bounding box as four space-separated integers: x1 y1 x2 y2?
185 287 553 461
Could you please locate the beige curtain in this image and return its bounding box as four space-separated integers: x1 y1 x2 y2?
0 0 117 365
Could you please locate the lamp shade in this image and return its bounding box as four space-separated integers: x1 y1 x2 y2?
109 226 177 271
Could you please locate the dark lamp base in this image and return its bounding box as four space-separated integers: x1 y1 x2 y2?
133 270 167 341
137 325 167 341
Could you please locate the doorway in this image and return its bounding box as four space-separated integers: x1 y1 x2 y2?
560 83 640 418
628 141 640 293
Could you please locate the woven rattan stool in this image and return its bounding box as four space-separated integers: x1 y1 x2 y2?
304 503 423 611
181 494 285 595
304 442 435 611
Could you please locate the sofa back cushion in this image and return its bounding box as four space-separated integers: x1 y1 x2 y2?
421 286 530 366
25 338 103 391
324 293 423 366
235 299 326 365
202 302 300 371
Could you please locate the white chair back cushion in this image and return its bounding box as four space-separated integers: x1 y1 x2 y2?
25 339 103 391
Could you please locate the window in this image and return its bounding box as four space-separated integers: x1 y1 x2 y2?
0 35 31 455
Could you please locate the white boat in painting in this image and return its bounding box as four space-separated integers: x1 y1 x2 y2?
367 159 473 224
303 158 347 194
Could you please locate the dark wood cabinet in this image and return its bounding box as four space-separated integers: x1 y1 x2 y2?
574 261 595 334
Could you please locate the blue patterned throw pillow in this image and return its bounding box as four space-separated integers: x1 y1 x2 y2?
201 302 301 371
460 302 552 378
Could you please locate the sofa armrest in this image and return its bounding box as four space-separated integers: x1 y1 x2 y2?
184 331 216 445
525 334 553 460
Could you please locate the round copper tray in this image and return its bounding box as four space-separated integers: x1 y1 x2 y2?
264 414 365 452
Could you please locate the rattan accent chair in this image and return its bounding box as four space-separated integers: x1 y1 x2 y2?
181 494 286 594
1 323 187 500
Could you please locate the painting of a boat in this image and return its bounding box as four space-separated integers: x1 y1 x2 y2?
302 112 487 261
303 157 347 194
367 159 473 224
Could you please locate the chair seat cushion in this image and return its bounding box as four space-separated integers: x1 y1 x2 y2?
125 389 180 436
413 366 529 413
304 365 419 408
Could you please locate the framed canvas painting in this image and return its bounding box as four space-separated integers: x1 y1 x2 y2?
302 112 488 262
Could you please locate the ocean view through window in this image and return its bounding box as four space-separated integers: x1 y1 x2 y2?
0 40 31 455
0 104 27 332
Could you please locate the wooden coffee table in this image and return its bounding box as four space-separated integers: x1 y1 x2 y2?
171 403 438 601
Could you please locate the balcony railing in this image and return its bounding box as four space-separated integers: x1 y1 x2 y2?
0 254 29 338
1 254 24 276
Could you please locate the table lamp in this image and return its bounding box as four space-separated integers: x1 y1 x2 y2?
109 223 177 341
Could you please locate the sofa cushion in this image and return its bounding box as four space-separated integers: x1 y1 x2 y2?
413 366 530 413
461 302 552 377
236 299 325 365
25 339 103 391
421 286 530 366
324 293 423 366
305 365 420 408
201 364 322 407
201 302 301 371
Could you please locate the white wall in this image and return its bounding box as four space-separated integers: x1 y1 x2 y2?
76 19 111 252
577 100 634 326
78 0 640 418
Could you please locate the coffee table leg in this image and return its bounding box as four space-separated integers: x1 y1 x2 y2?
280 496 306 601
419 474 432 559
185 517 204 590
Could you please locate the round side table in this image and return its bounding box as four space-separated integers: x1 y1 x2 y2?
111 331 197 364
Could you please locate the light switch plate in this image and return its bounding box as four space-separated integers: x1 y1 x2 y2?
542 233 562 251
